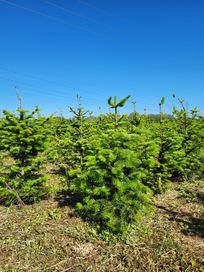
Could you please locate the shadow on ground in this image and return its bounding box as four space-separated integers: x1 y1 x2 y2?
156 205 204 239
196 191 204 204
55 189 83 208
177 188 204 205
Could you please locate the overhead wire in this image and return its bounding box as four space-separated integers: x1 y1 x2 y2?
41 0 118 32
0 75 111 105
75 0 112 17
0 67 164 108
0 75 160 113
0 0 67 22
0 75 76 100
0 67 162 108
0 1 175 114
0 0 101 35
0 66 77 89
0 66 112 101
40 0 95 21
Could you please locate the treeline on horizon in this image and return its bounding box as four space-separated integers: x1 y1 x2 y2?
0 94 203 234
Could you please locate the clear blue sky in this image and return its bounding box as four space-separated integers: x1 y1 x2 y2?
0 0 203 117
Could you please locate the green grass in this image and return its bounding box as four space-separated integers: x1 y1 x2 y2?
0 172 204 271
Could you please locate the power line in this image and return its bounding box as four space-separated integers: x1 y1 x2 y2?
0 72 162 106
0 0 100 35
75 0 112 17
0 75 109 104
0 75 76 100
0 0 65 21
0 76 167 114
0 66 148 103
0 84 160 113
41 0 118 33
0 67 111 100
0 69 164 108
0 66 75 89
41 0 94 21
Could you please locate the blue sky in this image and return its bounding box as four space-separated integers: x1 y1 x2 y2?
0 0 203 117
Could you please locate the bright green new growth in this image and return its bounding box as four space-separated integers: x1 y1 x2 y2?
0 91 203 235
108 95 130 130
0 107 49 205
67 95 153 233
171 94 204 180
70 132 153 233
129 101 141 131
47 116 71 174
62 93 203 233
68 95 91 170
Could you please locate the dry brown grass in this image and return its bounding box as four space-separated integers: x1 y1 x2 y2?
0 177 204 272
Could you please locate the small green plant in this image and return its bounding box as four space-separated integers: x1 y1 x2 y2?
68 95 91 170
172 94 204 181
129 101 141 132
139 97 174 193
48 116 72 174
0 107 49 205
108 95 130 131
70 132 153 233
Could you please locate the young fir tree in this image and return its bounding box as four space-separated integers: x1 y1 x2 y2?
47 115 72 174
60 96 97 186
70 132 153 233
0 106 49 205
134 97 183 193
171 94 204 180
107 95 130 131
141 97 174 193
68 96 91 170
69 95 153 233
128 101 141 133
